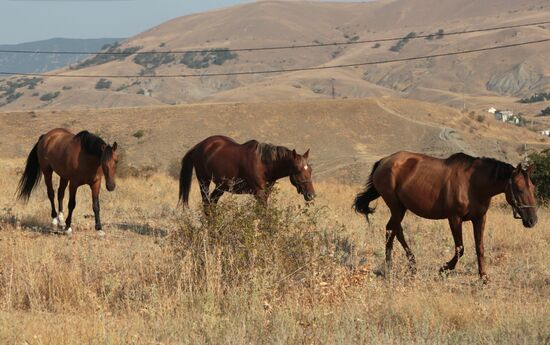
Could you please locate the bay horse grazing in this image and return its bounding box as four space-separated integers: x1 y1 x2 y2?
17 128 119 235
354 151 537 281
179 135 315 208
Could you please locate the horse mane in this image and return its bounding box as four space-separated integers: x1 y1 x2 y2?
445 152 514 181
75 131 111 162
252 141 291 165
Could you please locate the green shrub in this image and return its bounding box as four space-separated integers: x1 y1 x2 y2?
73 42 142 69
540 107 550 116
528 149 550 202
132 129 145 139
95 79 112 90
39 91 60 102
390 32 416 52
518 92 550 104
181 49 237 69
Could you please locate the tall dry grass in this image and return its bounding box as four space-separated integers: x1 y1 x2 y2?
0 158 549 344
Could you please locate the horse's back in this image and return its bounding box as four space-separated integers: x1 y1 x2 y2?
374 151 463 219
192 135 258 181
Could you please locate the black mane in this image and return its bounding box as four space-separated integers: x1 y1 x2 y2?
445 152 514 181
252 141 291 165
75 131 111 161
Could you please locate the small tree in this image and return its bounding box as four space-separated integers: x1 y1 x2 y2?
540 106 550 116
95 79 112 90
528 149 550 202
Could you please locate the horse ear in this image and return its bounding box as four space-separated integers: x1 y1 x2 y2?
303 149 310 160
101 143 107 152
112 142 118 151
515 163 523 173
292 149 297 158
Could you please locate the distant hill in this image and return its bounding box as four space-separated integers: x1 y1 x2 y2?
0 37 122 73
0 0 549 111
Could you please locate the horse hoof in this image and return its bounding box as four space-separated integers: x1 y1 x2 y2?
58 213 66 227
64 227 73 236
52 218 59 227
96 230 106 237
481 275 490 284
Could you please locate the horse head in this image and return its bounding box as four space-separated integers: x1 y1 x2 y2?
505 163 537 228
289 149 316 202
101 142 119 192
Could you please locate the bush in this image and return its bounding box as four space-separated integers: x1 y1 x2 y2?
132 129 145 139
518 92 550 104
62 86 72 90
389 32 416 52
39 91 60 102
528 149 550 202
181 49 237 69
133 52 175 70
540 107 550 116
95 79 112 90
168 194 354 293
73 43 142 70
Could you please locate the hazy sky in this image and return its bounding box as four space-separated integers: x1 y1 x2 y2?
0 0 256 44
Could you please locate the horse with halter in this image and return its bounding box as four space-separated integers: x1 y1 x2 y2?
17 128 119 235
178 135 315 208
354 151 538 281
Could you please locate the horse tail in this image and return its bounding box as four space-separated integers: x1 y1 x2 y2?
178 146 195 206
17 136 43 201
353 159 382 222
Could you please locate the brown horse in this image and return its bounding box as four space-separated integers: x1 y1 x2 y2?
354 151 537 281
179 135 315 208
17 128 119 235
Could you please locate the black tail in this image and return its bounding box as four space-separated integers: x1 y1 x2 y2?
178 146 195 206
17 137 43 201
353 159 382 222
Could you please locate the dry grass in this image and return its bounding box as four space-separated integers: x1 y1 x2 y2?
0 158 549 344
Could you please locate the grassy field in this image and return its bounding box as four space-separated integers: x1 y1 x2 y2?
0 158 549 344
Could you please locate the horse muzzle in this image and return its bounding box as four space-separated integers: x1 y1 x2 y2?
304 192 315 202
522 217 537 229
106 183 116 192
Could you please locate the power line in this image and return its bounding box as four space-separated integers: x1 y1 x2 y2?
1 38 549 79
0 20 548 56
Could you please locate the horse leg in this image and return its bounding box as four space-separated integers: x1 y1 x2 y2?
43 168 58 227
254 189 268 207
384 205 406 273
57 178 68 227
91 181 103 234
394 223 416 274
440 217 464 273
472 215 489 282
197 177 210 205
209 186 224 205
64 183 78 235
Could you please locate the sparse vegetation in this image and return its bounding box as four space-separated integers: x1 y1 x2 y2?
372 43 381 48
95 78 112 90
133 52 175 72
426 29 445 40
181 48 237 69
519 92 550 103
39 91 60 102
0 77 42 105
73 42 142 69
62 85 73 90
540 106 550 116
132 129 145 139
389 32 417 52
